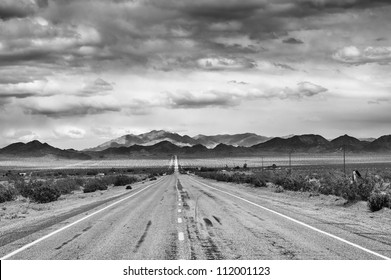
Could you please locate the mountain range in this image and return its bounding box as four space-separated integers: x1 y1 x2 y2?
0 131 391 159
86 130 271 150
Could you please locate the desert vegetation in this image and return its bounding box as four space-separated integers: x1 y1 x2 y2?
187 165 391 212
0 166 171 204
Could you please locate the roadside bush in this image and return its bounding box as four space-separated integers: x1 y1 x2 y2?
318 173 350 197
13 180 61 203
125 185 132 190
367 191 390 212
83 179 108 193
274 185 284 193
99 176 116 186
54 178 81 195
272 174 310 192
113 175 138 186
29 186 61 203
0 184 17 203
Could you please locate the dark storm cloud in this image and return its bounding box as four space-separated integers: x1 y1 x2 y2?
0 0 38 20
298 0 391 10
23 102 121 118
273 63 297 71
166 91 241 109
283 38 304 44
2 0 390 72
152 0 266 20
0 92 37 99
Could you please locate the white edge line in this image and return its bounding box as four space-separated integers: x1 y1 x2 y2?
0 177 165 260
190 177 391 260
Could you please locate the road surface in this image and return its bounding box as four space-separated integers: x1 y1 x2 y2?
1 156 390 260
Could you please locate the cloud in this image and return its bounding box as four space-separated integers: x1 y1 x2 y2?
197 56 256 70
3 129 39 142
152 0 266 20
166 91 241 109
368 98 390 105
263 82 328 99
54 126 86 139
0 80 49 100
80 78 114 96
282 37 304 44
22 96 121 118
0 17 103 67
165 81 326 109
0 0 42 20
228 80 248 85
333 46 391 64
272 63 297 71
125 99 153 115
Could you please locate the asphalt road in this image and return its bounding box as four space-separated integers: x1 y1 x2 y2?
1 158 391 259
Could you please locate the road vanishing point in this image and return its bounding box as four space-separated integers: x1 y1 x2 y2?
1 155 391 260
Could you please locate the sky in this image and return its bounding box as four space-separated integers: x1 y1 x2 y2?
0 0 391 149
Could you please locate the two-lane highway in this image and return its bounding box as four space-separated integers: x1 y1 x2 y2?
1 157 391 260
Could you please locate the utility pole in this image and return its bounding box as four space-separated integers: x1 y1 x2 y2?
289 150 292 173
343 144 346 176
261 156 264 173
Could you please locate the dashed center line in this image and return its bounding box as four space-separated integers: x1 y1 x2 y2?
178 218 182 223
178 232 184 241
178 209 182 213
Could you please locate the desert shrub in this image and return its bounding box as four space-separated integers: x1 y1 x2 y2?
368 191 390 212
274 185 284 193
318 173 350 197
125 185 132 190
113 175 138 186
339 179 375 202
99 176 115 186
14 180 61 203
149 177 157 181
272 174 309 192
74 178 85 186
29 186 61 203
83 179 108 193
53 178 81 195
252 177 266 187
0 184 17 203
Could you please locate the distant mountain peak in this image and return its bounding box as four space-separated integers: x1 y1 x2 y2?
87 130 270 151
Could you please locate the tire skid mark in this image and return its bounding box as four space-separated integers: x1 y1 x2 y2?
212 216 222 225
203 218 213 227
133 220 152 253
246 211 265 222
82 226 92 232
55 233 83 250
199 189 216 200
